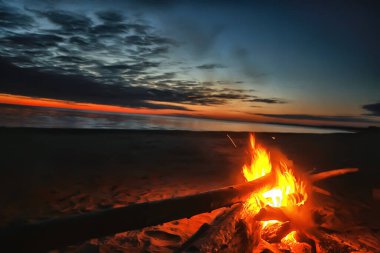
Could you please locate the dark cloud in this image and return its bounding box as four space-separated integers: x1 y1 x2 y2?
362 102 380 116
96 10 125 23
249 98 287 104
39 10 92 33
91 23 128 35
54 55 89 64
139 72 176 81
145 46 170 57
0 2 178 84
125 34 176 46
97 61 161 78
0 33 63 48
0 57 259 108
0 4 34 29
69 36 91 47
148 82 256 106
124 23 151 34
0 57 188 110
101 64 130 71
257 113 380 124
125 0 180 10
197 63 226 70
126 61 160 73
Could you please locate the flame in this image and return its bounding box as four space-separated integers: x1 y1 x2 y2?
242 134 272 181
242 133 308 243
281 230 298 244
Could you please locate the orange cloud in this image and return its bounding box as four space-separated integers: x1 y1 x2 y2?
0 93 192 116
1 93 369 128
0 93 264 123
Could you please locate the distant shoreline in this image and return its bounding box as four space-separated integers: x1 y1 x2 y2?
0 103 378 133
0 126 377 135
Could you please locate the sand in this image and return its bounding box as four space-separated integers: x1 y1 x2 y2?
0 128 379 252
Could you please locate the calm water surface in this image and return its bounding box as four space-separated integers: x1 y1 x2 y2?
0 105 348 133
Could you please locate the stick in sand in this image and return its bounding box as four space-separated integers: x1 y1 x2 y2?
227 134 237 148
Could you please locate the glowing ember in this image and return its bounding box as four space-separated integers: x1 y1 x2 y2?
242 133 309 244
281 230 298 244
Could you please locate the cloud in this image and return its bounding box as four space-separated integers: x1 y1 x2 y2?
139 72 176 81
39 10 93 33
197 63 226 70
0 4 35 29
143 46 170 57
257 113 380 124
1 33 63 49
249 98 287 104
96 10 125 23
0 57 260 108
124 23 151 34
91 22 129 35
124 0 180 10
97 61 161 78
0 3 177 82
53 55 88 64
0 1 278 113
68 36 91 47
362 102 380 116
125 34 176 46
0 57 188 110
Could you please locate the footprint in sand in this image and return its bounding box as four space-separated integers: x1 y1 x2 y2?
144 230 182 243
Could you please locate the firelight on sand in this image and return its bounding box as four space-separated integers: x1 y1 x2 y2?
242 134 309 241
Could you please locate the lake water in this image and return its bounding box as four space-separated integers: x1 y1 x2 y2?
0 105 348 133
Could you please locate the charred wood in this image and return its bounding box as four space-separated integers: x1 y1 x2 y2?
177 204 253 253
261 221 292 244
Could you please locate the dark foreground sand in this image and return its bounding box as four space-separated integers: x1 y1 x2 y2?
0 128 379 252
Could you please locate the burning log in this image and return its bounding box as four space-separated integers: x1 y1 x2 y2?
261 221 292 243
177 204 253 253
0 172 276 252
254 206 290 222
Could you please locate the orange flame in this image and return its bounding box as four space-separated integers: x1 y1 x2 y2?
242 134 272 181
242 133 308 242
242 133 307 213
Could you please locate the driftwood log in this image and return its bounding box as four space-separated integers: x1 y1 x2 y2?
309 168 358 182
0 168 358 252
0 172 275 252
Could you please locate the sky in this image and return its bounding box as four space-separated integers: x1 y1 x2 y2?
0 0 379 128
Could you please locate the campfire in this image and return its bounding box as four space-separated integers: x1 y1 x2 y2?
240 133 315 252
176 133 365 253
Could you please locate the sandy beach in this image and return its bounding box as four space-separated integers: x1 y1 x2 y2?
0 128 379 252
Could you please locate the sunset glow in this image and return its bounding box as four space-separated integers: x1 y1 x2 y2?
1 92 378 128
0 93 187 115
0 0 379 129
